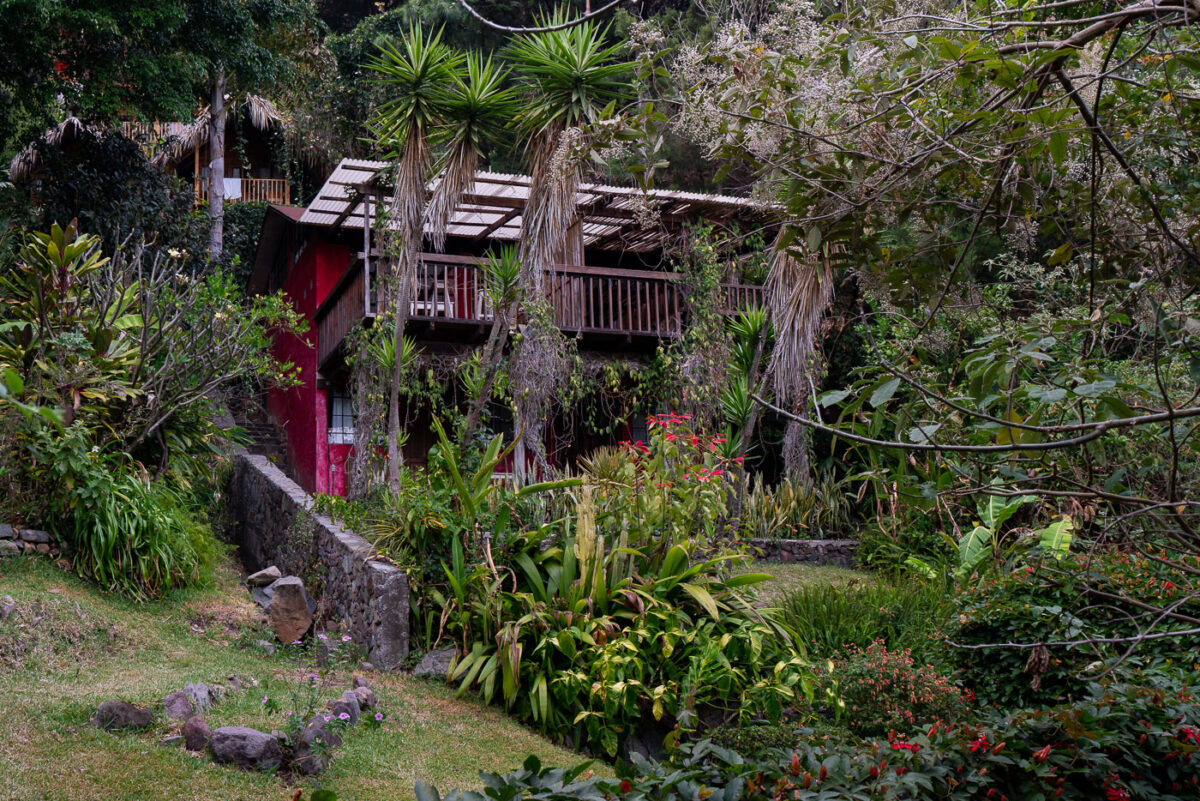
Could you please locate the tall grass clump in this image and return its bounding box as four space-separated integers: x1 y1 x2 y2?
781 576 952 666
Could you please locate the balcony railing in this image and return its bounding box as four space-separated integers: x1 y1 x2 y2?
194 177 291 206
314 253 764 368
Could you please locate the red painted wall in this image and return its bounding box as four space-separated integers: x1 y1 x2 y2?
267 236 350 495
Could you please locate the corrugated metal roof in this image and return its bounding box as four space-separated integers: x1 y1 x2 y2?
297 158 772 253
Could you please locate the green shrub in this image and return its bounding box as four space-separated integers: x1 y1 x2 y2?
25 423 219 598
427 670 1200 801
780 576 951 666
706 722 796 758
946 548 1200 707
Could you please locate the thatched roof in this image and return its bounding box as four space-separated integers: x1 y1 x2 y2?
9 96 286 181
151 95 284 168
9 116 100 181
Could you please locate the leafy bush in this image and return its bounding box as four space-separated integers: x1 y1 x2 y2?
705 722 796 758
814 640 970 738
433 416 813 756
780 576 951 666
427 670 1200 801
25 423 221 598
443 532 809 757
946 548 1200 707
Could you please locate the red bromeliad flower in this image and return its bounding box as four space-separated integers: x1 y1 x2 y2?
969 735 990 753
1033 745 1052 762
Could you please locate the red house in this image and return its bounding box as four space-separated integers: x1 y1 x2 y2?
250 158 770 495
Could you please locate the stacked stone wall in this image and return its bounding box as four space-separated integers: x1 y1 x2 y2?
225 455 409 669
746 538 858 567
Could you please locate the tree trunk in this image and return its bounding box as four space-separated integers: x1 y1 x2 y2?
208 67 227 260
386 253 415 490
459 312 511 450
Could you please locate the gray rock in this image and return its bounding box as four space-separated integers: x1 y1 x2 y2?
19 529 50 543
0 524 13 539
0 540 20 557
183 716 211 751
326 690 360 726
352 685 376 711
183 682 213 712
1 595 16 621
162 691 193 721
246 566 282 587
413 647 456 680
267 577 312 645
94 701 154 731
158 735 183 747
33 543 50 555
256 639 276 656
293 715 342 775
209 726 282 771
367 564 410 670
225 675 244 692
352 676 370 690
251 587 274 609
359 662 375 672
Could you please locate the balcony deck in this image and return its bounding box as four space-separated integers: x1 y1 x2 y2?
314 253 764 369
194 177 291 206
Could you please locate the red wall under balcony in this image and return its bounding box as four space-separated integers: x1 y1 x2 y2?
267 236 350 495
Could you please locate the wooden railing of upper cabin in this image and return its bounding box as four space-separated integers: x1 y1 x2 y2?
194 177 291 206
314 253 764 368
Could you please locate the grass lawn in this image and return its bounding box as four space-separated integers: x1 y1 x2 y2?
740 560 874 607
0 555 592 801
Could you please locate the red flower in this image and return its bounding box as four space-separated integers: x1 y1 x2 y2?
1033 745 1052 762
619 780 632 793
970 735 990 753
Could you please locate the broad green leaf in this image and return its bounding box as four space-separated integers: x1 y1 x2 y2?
818 389 851 407
869 378 901 408
1038 515 1075 558
1049 131 1068 164
680 582 720 620
907 423 941 443
978 493 1035 530
1073 379 1116 398
958 525 994 573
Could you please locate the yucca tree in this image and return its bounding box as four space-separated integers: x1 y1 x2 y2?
502 14 630 475
368 26 459 490
507 15 629 292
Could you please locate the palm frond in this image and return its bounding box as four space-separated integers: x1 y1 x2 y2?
425 53 515 252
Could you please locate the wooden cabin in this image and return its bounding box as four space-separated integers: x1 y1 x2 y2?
250 158 772 495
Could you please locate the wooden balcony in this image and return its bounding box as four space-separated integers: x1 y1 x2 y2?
194 177 291 206
313 253 764 368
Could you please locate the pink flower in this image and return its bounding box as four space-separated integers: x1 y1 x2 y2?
374 712 384 721
317 633 327 640
342 635 352 642
324 715 331 722
339 712 350 720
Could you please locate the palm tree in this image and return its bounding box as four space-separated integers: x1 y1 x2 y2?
370 31 516 489
504 15 630 474
507 15 629 291
367 26 459 490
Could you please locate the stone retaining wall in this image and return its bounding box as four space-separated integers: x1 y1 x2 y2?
0 523 62 559
224 454 410 670
747 538 858 567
